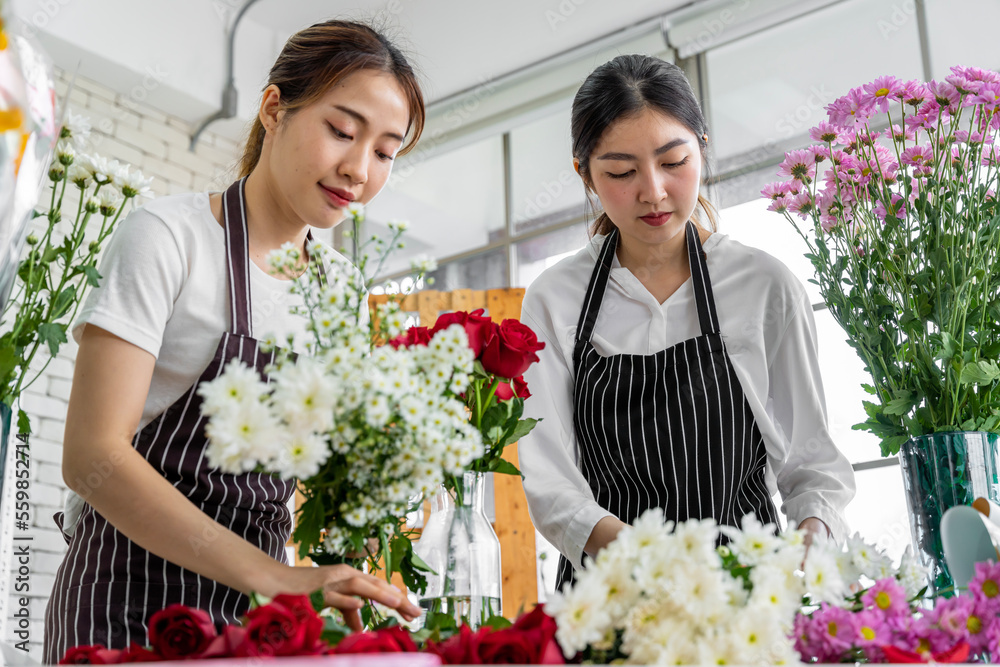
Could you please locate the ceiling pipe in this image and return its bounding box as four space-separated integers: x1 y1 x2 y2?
189 0 262 151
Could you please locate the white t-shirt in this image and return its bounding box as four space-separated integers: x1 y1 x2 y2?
63 191 360 535
519 231 857 569
73 191 358 430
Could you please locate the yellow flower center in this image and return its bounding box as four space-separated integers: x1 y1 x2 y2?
968 615 983 635
876 87 890 97
984 580 999 598
917 638 931 654
875 591 892 610
861 626 876 641
827 622 838 637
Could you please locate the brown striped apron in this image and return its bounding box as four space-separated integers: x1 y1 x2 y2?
43 178 311 662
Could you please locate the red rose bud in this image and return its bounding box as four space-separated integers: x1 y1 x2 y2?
431 309 496 358
240 596 325 657
389 326 432 349
59 645 124 664
147 604 217 660
480 319 545 379
425 624 482 664
495 375 531 401
334 626 418 654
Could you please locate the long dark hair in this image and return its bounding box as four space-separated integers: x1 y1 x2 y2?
239 20 425 178
571 54 718 236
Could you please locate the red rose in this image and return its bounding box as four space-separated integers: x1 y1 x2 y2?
480 320 545 379
494 375 531 401
334 626 418 654
147 604 217 660
882 641 970 663
195 625 247 660
59 645 124 664
431 309 496 358
475 605 563 664
118 643 165 663
425 624 482 664
240 595 325 657
389 326 432 349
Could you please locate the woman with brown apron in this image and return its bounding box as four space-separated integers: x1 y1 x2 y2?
44 20 423 662
519 55 857 590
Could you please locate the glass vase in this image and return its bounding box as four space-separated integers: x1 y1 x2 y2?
413 471 502 628
899 431 1000 595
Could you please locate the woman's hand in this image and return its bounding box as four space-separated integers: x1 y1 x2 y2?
798 516 832 561
262 564 421 632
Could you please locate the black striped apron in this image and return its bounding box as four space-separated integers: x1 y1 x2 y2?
556 222 778 590
43 178 310 662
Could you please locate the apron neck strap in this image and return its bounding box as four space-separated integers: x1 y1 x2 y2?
574 222 721 356
222 177 253 337
686 221 721 335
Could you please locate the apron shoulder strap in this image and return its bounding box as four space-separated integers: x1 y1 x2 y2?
573 228 618 363
222 177 253 337
686 221 721 335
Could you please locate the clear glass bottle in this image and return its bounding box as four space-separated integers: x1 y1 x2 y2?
414 471 502 628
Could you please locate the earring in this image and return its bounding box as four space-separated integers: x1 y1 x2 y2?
702 133 709 142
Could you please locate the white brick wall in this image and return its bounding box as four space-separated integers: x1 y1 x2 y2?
4 67 243 661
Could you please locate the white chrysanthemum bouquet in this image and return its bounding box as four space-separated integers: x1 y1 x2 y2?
198 207 482 595
546 509 927 665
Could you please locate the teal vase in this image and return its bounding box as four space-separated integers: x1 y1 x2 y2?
0 403 10 497
898 431 1000 595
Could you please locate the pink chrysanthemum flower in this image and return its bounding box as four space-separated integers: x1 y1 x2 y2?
809 144 831 163
778 149 816 183
809 120 842 143
901 80 931 107
968 561 1000 615
809 604 859 662
973 81 1000 110
901 145 935 169
826 86 875 127
933 595 989 652
856 609 891 662
890 123 916 143
865 75 905 112
950 64 1000 84
760 181 792 200
788 192 816 220
928 80 961 112
946 73 983 97
874 194 906 223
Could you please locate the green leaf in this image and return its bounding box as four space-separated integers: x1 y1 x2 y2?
500 418 539 448
50 286 77 320
489 458 522 477
82 264 102 288
293 495 325 559
309 589 326 613
959 360 1000 386
481 615 513 630
937 332 958 362
36 322 68 356
883 393 916 416
0 344 18 385
17 409 31 436
879 435 911 457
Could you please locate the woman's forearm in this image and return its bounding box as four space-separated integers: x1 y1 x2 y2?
584 515 627 558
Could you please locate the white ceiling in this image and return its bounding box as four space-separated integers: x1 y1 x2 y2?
243 0 691 104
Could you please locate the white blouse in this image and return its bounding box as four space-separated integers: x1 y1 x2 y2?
519 231 856 569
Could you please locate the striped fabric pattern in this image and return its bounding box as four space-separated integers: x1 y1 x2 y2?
556 223 777 590
43 178 301 662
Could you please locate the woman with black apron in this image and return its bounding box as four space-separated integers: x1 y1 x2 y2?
519 55 856 590
43 21 423 662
